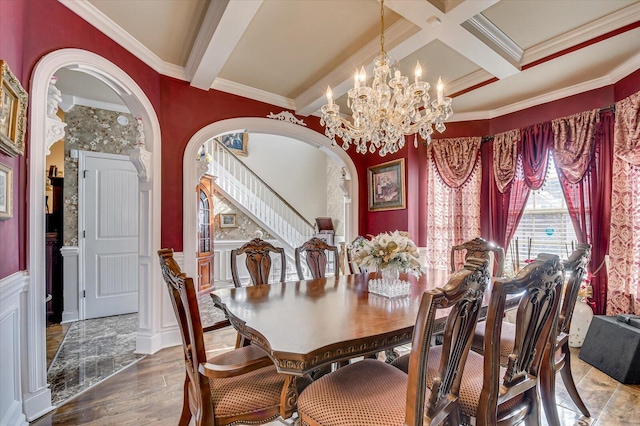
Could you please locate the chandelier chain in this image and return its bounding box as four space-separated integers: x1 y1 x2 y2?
380 0 385 54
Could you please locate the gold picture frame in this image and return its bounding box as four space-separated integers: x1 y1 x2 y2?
368 158 406 211
0 162 13 219
219 213 238 228
218 132 248 156
0 60 28 157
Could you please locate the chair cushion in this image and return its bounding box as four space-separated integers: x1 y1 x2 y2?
472 320 516 359
208 345 311 422
298 359 410 426
391 347 523 417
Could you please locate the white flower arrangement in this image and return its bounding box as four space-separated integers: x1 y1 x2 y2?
350 231 425 277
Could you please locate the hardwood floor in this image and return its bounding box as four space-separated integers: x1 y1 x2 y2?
32 327 640 426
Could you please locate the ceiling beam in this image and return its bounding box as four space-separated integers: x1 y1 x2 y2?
295 0 520 116
186 0 262 90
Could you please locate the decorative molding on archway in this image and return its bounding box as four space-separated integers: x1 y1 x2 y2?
266 110 307 126
182 117 359 281
27 49 163 419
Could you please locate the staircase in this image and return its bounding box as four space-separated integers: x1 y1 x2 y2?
205 139 317 278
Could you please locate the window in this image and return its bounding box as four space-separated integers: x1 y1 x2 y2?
504 155 578 276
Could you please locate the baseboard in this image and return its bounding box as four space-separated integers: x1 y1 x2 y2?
23 386 54 422
61 311 79 323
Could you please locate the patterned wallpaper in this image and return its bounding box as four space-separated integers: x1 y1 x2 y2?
63 106 136 246
326 158 345 238
213 188 274 241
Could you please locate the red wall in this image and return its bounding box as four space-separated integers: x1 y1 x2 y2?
1 0 639 278
0 0 26 278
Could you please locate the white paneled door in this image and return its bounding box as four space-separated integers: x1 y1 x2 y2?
82 152 138 319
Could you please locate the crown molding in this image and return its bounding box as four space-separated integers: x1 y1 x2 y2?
446 69 494 98
522 2 640 66
449 74 616 122
610 52 640 83
464 14 523 64
211 78 296 110
58 0 188 81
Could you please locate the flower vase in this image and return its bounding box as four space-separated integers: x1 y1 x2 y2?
380 267 400 284
569 298 594 348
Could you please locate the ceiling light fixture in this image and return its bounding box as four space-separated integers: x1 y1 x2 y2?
321 0 453 156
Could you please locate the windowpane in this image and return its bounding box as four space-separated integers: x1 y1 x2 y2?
504 156 578 276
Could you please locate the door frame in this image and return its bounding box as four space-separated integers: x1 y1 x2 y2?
27 49 162 417
78 151 139 320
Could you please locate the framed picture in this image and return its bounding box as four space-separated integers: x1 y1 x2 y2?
219 213 238 228
0 60 28 157
0 162 13 219
218 132 248 156
368 158 406 211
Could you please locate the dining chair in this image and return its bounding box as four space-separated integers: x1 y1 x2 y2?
295 237 340 280
158 248 310 426
230 237 286 287
297 257 491 426
471 245 592 423
464 254 564 425
540 243 591 424
344 235 367 274
451 237 505 278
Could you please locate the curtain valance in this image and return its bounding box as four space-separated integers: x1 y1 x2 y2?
431 137 481 188
552 109 600 184
614 91 640 166
521 122 552 190
493 129 520 193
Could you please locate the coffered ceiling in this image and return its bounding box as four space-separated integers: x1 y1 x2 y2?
59 0 640 121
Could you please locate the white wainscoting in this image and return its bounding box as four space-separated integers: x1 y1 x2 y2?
0 271 30 426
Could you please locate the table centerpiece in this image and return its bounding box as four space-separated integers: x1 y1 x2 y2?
350 231 425 298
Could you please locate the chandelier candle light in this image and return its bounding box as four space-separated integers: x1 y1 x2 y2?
321 0 453 156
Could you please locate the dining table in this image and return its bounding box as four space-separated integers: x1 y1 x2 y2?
210 270 519 418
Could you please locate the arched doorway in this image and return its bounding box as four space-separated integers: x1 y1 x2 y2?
27 49 162 413
182 118 359 281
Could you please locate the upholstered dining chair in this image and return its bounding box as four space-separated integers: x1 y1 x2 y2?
297 257 491 426
158 248 310 426
295 237 339 280
470 245 592 423
230 238 286 287
394 253 564 426
451 237 505 278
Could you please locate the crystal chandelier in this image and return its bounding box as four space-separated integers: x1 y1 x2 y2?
320 0 453 156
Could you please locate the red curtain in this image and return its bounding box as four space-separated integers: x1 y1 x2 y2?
557 111 613 314
482 138 530 253
521 122 552 190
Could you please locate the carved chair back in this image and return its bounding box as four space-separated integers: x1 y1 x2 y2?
158 248 213 422
478 253 564 424
295 237 339 280
230 238 286 287
405 257 491 425
345 236 368 274
559 244 591 334
451 237 505 277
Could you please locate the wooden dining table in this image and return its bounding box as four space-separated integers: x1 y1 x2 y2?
210 270 518 418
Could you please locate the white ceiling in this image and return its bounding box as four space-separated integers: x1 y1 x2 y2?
58 0 640 121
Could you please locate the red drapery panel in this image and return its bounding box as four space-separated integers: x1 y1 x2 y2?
556 111 613 314
521 122 552 189
482 138 530 253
